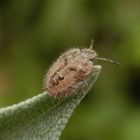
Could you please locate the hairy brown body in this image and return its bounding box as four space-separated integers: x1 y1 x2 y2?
43 48 97 98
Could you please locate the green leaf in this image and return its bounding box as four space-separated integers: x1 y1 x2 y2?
0 65 101 140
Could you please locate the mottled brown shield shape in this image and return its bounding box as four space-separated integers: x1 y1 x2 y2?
43 41 120 98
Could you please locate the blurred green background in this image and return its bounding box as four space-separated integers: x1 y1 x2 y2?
0 0 140 140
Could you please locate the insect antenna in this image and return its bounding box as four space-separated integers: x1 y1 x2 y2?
95 57 121 66
89 39 94 49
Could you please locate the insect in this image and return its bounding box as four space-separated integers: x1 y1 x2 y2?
43 40 120 98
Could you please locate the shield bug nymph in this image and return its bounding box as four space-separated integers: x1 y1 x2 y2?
43 40 120 98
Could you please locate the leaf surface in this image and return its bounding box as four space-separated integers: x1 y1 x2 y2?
0 66 101 140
